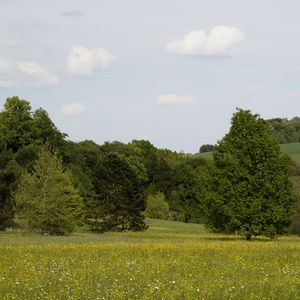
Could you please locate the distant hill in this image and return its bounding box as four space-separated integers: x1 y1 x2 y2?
196 142 300 166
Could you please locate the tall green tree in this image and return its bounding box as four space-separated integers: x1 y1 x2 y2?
61 140 102 218
199 144 215 153
15 148 84 235
92 152 147 232
0 96 33 152
0 97 66 154
32 108 67 148
170 157 207 223
0 141 19 230
203 109 296 240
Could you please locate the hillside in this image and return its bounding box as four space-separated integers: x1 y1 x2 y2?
197 142 300 165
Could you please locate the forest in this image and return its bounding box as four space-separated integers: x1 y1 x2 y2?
0 96 299 239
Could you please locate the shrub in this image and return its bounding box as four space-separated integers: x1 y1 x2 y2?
145 192 170 220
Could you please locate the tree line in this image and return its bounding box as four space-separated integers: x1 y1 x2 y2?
0 96 299 239
199 117 300 153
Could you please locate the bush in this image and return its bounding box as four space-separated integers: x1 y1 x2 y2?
145 192 170 220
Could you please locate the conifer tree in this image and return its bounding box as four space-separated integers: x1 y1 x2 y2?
15 148 84 235
92 152 147 231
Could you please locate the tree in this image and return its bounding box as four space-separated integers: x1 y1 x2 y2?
170 157 207 223
203 109 296 240
0 141 19 230
291 197 300 235
0 96 33 152
14 148 84 235
145 192 170 220
32 108 67 149
61 140 101 219
199 144 215 153
267 117 300 144
92 152 147 232
0 97 66 153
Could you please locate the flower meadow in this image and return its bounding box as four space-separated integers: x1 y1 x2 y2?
0 220 300 299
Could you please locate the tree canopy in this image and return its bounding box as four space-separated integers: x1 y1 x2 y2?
0 96 299 238
267 117 300 144
0 141 19 230
92 152 147 232
203 109 296 239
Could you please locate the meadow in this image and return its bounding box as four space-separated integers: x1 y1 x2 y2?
280 143 300 166
0 219 300 300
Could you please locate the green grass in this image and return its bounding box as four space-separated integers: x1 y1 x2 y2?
280 142 300 154
196 151 213 159
280 143 300 166
0 219 300 299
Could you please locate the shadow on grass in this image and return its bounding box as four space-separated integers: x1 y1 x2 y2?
199 235 275 242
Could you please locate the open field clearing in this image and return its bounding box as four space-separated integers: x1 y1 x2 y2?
0 219 300 300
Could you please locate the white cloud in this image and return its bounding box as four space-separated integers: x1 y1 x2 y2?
62 10 85 18
166 26 245 56
157 94 195 105
61 102 87 116
287 91 300 98
67 46 116 76
0 58 58 89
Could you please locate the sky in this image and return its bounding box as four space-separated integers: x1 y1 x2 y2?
0 0 299 153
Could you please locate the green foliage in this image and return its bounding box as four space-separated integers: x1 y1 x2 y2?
31 108 67 148
291 197 300 235
203 109 296 240
60 140 101 218
145 192 170 220
268 117 300 144
199 144 215 153
15 144 41 171
0 97 33 152
0 141 19 230
169 157 207 223
92 152 147 232
0 97 66 153
14 148 84 235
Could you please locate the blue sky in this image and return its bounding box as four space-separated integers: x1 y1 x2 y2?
0 0 299 153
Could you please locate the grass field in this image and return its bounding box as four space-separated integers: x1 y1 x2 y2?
1 219 300 299
280 143 300 166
